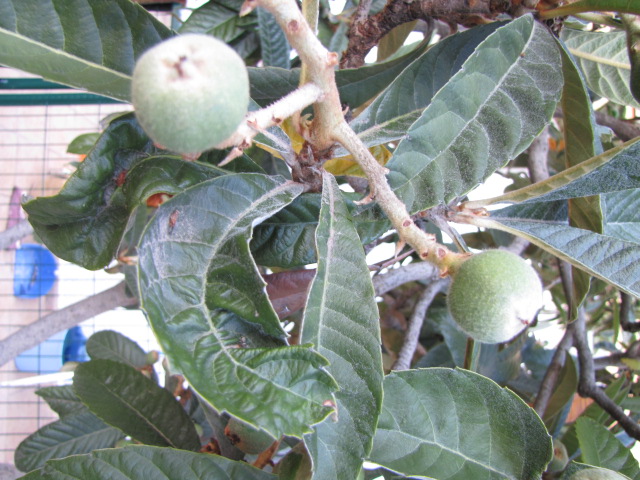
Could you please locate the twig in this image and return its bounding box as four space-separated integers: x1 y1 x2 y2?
527 125 550 183
0 282 138 368
499 235 530 255
369 249 415 272
533 325 574 416
463 338 475 371
392 279 448 370
372 261 441 295
0 219 33 250
215 82 324 163
340 0 518 68
595 111 640 142
573 308 640 441
620 292 640 332
333 121 465 275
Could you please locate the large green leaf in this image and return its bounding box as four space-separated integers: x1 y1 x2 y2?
14 411 123 472
257 8 290 69
368 368 552 479
0 0 171 101
475 207 640 297
137 173 337 437
301 173 383 480
247 41 430 109
22 113 227 270
472 137 640 207
428 307 526 386
335 41 430 110
86 330 149 368
73 359 201 451
18 445 276 480
35 385 86 418
348 21 504 151
561 376 630 457
123 155 228 206
576 417 640 479
248 39 426 109
177 0 259 60
251 193 388 268
561 28 640 108
386 15 563 213
604 189 640 243
22 113 157 269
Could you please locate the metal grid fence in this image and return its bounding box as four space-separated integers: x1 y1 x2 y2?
0 71 158 468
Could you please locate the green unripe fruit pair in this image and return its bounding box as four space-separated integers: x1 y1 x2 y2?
447 250 543 344
131 34 249 155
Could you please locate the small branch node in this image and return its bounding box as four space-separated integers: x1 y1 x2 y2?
220 147 245 166
239 0 257 16
326 51 339 67
287 19 301 33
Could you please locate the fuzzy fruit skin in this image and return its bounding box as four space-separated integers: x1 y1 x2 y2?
224 417 275 455
447 250 543 344
571 467 630 480
131 34 249 154
547 438 569 473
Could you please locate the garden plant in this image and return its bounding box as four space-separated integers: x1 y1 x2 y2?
2 0 640 478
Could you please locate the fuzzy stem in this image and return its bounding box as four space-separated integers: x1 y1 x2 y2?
334 121 466 273
242 0 343 151
216 82 324 152
299 0 319 86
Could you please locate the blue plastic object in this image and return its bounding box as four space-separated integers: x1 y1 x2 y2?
62 326 89 363
14 330 66 373
13 243 57 298
14 327 89 373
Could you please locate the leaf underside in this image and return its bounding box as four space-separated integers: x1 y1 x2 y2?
385 15 563 214
301 173 384 480
137 173 337 438
368 368 552 480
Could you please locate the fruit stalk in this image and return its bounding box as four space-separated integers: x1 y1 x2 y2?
216 82 324 162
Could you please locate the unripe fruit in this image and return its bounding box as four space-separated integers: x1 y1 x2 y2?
547 438 569 473
224 417 276 455
131 34 249 154
571 467 630 480
447 250 543 344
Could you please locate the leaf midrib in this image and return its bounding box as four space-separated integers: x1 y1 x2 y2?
0 28 131 86
569 46 630 71
158 179 319 410
88 376 177 447
376 427 511 478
